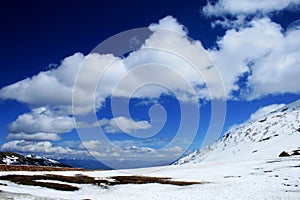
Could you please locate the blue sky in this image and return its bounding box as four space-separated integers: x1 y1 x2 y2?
0 0 300 169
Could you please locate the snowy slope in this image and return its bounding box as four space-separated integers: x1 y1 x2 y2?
175 100 300 165
0 156 299 200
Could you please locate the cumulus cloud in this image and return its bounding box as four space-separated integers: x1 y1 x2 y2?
79 140 102 151
149 15 188 35
7 107 151 140
203 1 300 99
0 140 73 155
203 0 300 16
211 15 247 29
209 17 300 99
0 15 225 112
7 107 76 141
99 116 151 133
250 103 286 120
0 53 84 107
0 53 121 115
6 133 61 141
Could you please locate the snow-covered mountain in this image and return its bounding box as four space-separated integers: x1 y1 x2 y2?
175 100 300 165
0 152 69 167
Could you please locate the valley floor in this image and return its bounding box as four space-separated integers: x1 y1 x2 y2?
0 156 299 200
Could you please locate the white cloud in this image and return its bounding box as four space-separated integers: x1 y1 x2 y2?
161 146 184 154
8 107 75 136
149 15 188 35
247 24 300 99
78 139 185 160
0 137 186 163
121 16 226 100
0 140 73 155
99 116 151 133
1 15 225 114
0 53 84 108
79 140 102 151
250 103 286 120
121 145 156 154
7 107 151 140
203 0 300 16
6 132 61 141
211 15 247 29
0 140 96 159
72 53 125 114
0 15 227 142
0 53 122 115
209 18 300 99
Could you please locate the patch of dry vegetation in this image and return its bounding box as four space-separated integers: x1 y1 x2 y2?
110 175 203 186
0 174 79 191
0 174 206 191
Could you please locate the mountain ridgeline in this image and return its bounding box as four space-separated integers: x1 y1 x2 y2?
0 152 69 168
175 100 300 165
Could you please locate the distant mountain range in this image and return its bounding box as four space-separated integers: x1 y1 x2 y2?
57 158 112 170
0 152 69 168
0 152 112 170
175 99 300 165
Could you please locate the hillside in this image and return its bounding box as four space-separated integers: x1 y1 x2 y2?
175 100 300 165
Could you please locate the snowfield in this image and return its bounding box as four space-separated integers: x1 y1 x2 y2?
0 158 299 200
0 100 299 199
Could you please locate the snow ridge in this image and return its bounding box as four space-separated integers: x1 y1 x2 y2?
0 152 67 167
175 99 300 165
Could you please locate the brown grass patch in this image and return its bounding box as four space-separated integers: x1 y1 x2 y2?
109 175 204 186
0 175 79 191
0 174 205 191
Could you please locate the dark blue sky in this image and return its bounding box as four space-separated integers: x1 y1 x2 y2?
0 0 219 87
